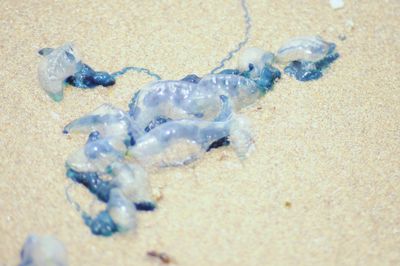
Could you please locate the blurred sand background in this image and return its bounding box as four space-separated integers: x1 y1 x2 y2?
0 0 399 265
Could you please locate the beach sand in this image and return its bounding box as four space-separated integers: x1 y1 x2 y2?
0 0 399 265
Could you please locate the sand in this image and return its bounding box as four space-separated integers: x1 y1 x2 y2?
0 0 399 265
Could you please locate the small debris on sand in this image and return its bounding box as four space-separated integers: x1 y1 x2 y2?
50 111 60 120
329 0 344 10
153 187 163 202
147 250 173 264
345 19 354 31
338 34 347 41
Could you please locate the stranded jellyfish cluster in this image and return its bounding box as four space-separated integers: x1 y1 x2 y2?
37 35 338 236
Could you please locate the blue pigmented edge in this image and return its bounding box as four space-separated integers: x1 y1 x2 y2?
135 202 156 211
284 43 339 82
128 90 141 118
82 211 118 237
66 168 113 202
65 165 156 236
38 48 161 95
254 65 281 94
144 116 172 133
66 62 116 89
124 131 137 147
206 136 230 152
66 167 156 209
219 64 281 94
180 74 201 83
66 64 162 89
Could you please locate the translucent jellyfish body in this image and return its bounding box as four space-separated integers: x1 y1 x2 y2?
234 47 282 92
67 162 153 236
19 235 67 266
276 36 333 63
238 47 274 72
80 162 153 236
65 62 116 89
110 162 153 207
38 43 80 101
37 44 153 101
64 105 139 174
67 115 255 236
66 135 127 173
62 60 283 236
83 188 138 236
63 104 137 139
276 36 339 81
128 116 254 167
66 162 153 209
129 74 263 130
106 188 137 232
283 49 339 81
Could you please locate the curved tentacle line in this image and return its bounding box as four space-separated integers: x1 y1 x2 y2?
210 0 252 74
112 66 161 81
36 0 339 237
